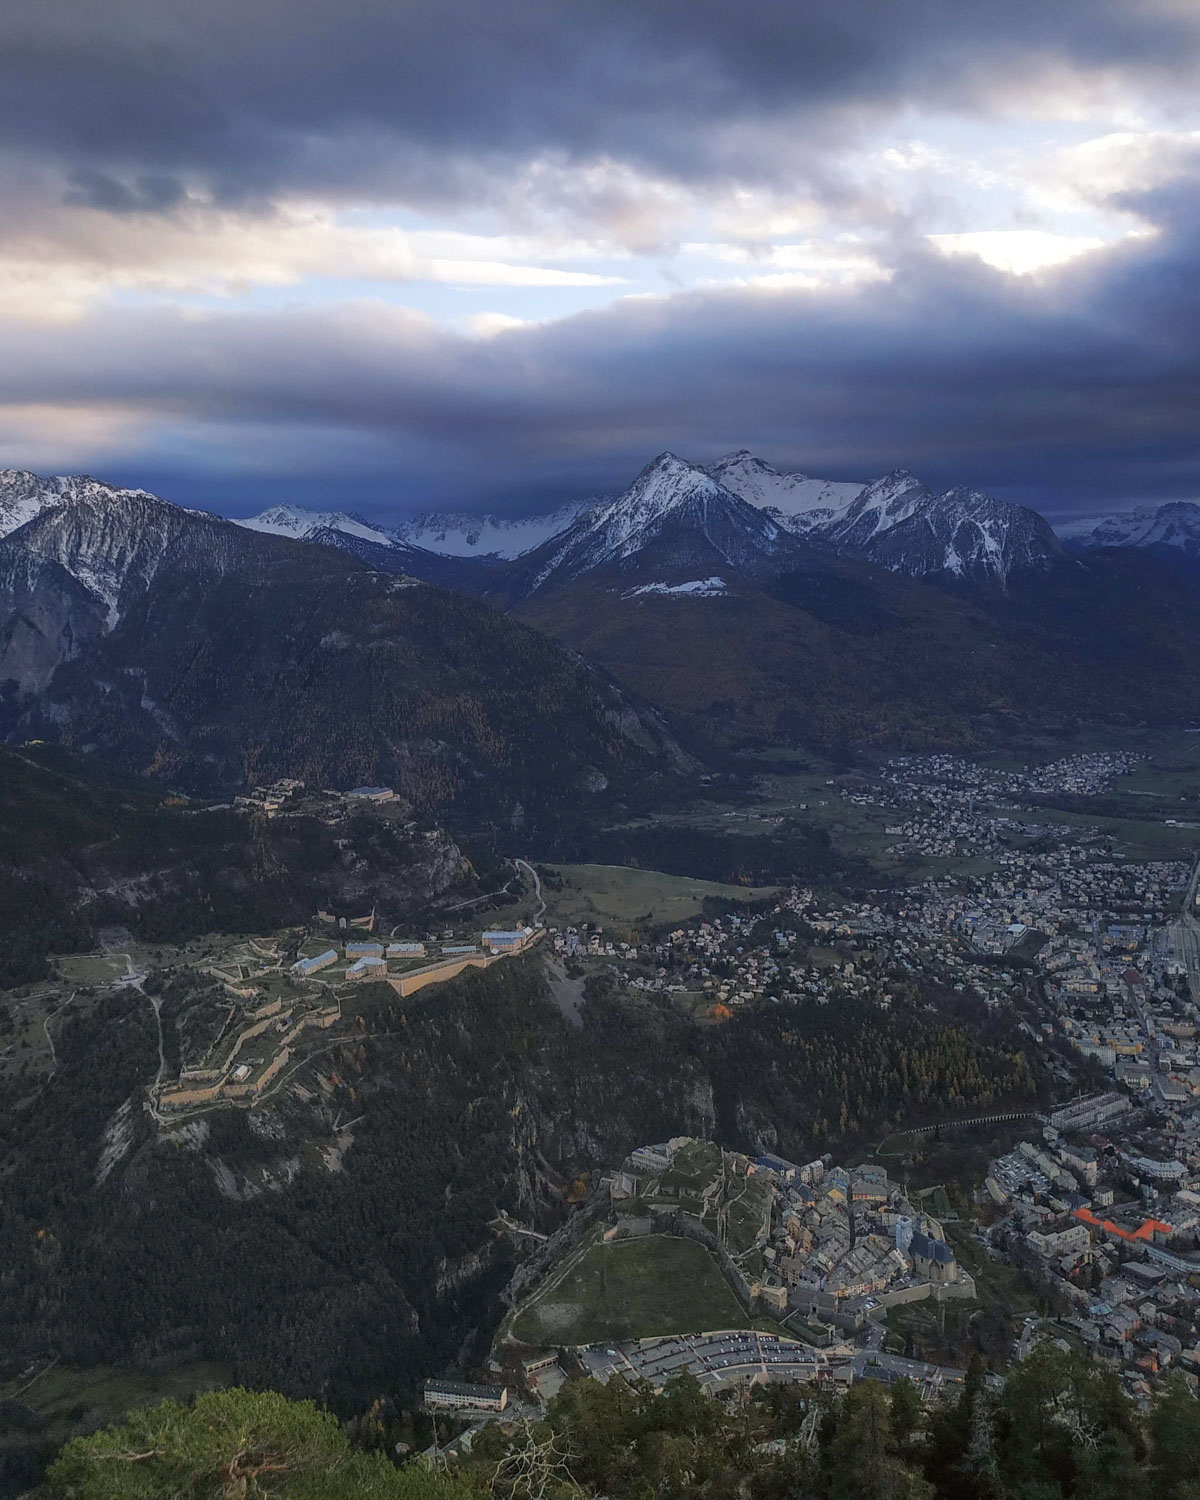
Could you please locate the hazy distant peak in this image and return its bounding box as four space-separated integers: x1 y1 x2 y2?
234 503 394 548
393 496 599 558
1059 498 1200 561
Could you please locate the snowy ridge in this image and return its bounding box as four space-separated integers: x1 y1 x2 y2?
0 471 275 629
820 473 1064 582
705 453 1063 583
0 469 162 542
235 503 395 548
239 496 603 563
706 450 863 531
831 471 930 542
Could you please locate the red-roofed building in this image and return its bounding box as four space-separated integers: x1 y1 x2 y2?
1073 1206 1174 1246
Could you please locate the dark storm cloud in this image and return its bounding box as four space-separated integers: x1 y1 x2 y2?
0 0 1197 206
5 161 1199 518
63 169 190 214
2 0 1198 516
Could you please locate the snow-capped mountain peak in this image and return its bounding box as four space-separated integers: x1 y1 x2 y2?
833 470 931 543
0 469 165 541
0 469 265 636
705 449 865 527
707 453 1063 583
505 450 803 597
0 470 65 538
566 450 784 558
591 451 754 542
824 473 1063 582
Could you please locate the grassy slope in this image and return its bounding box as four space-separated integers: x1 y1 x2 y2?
544 864 780 929
510 1235 747 1346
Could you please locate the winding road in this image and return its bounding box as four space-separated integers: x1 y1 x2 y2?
41 990 77 1078
515 858 546 924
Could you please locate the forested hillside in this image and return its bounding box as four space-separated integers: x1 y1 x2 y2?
0 746 475 986
0 958 1041 1443
0 486 699 839
22 561 695 840
517 550 1200 752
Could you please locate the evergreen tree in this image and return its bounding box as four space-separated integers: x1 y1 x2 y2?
823 1381 932 1500
46 1388 467 1500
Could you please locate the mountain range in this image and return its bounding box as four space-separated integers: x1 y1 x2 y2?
232 449 1075 589
3 455 1200 794
12 455 1199 594
1058 499 1200 572
231 448 1200 589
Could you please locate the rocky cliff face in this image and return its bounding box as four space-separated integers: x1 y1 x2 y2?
821 472 1065 583
0 548 108 696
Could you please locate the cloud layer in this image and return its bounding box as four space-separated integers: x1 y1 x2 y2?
0 0 1198 517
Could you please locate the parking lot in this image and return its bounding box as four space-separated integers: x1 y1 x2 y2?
578 1329 828 1392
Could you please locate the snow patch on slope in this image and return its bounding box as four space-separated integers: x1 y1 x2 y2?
625 576 727 597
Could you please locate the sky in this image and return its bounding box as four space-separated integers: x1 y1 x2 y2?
1 0 1199 522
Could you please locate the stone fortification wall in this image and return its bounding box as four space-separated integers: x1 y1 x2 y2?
244 995 283 1022
390 932 544 998
390 954 496 996
223 1045 291 1099
158 1003 340 1111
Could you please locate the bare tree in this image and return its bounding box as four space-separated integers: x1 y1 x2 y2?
489 1418 583 1500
